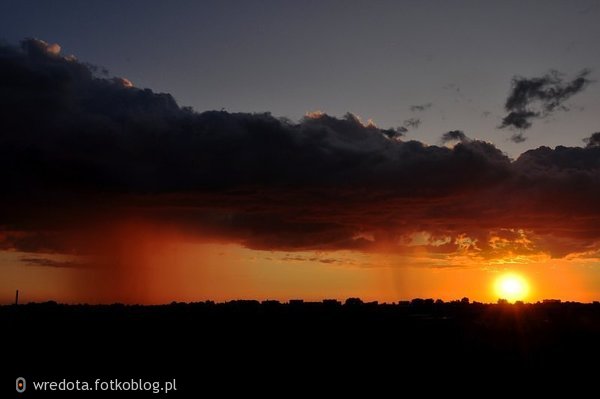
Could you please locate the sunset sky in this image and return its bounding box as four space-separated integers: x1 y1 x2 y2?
1 0 600 304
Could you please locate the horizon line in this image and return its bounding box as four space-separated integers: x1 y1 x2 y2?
3 297 599 307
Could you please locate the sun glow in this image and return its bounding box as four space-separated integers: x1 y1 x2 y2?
494 273 530 302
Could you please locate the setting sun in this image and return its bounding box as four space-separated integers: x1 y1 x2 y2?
494 273 530 302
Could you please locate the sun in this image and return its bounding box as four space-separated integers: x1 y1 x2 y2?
494 273 529 302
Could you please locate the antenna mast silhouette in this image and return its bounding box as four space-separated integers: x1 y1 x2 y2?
15 289 19 305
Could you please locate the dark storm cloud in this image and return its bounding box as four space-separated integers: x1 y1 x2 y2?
410 103 432 112
584 132 600 147
440 130 468 144
2 39 600 259
499 69 592 131
382 126 407 139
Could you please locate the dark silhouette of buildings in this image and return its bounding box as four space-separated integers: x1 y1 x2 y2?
3 298 599 395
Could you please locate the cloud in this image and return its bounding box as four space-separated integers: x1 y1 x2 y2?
403 118 421 129
112 77 134 88
499 69 592 132
1 39 600 264
510 132 527 143
584 132 600 147
382 126 407 140
410 103 432 112
22 38 62 57
305 110 325 119
21 257 85 268
440 130 468 144
501 111 538 130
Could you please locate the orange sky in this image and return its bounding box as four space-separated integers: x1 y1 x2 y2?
2 234 599 304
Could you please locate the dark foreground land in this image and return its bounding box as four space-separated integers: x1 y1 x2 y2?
3 299 600 396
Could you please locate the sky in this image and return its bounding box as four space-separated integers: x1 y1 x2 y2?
1 0 600 304
3 0 600 155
